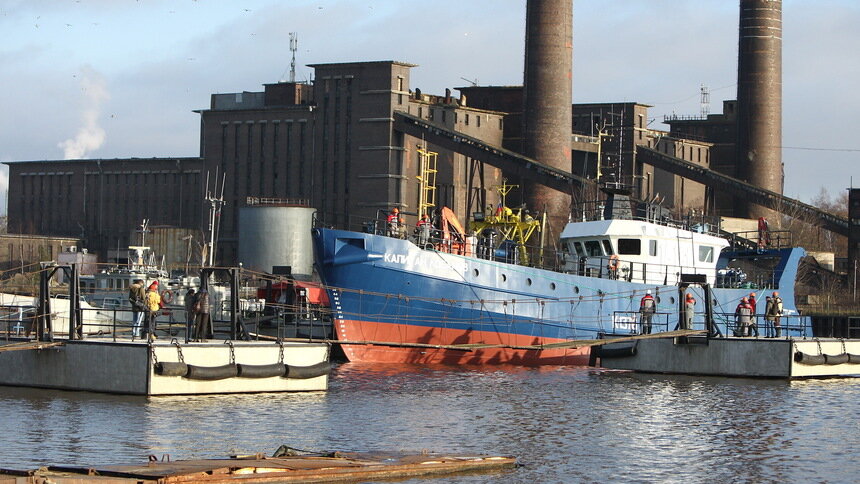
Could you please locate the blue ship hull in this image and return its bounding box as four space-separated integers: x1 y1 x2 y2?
312 228 806 365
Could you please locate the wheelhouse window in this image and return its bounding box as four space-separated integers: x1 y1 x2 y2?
584 240 603 257
617 238 641 255
698 245 714 263
602 239 614 255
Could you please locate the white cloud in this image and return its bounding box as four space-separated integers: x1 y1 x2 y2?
58 65 110 160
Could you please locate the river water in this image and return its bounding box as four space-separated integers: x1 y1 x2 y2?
1 363 858 482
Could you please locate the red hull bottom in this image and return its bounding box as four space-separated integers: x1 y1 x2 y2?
335 319 591 366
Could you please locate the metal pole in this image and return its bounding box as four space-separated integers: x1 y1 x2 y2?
68 265 77 340
230 268 240 340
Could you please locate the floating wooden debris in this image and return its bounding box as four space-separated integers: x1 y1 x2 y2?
0 450 517 483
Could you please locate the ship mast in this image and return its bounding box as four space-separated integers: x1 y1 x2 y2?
204 170 226 267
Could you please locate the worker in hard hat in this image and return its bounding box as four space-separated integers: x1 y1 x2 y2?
387 207 404 238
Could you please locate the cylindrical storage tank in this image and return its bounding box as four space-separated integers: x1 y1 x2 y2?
737 0 782 221
522 0 573 236
238 205 316 279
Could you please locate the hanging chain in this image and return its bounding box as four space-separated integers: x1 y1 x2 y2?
172 339 185 364
278 342 285 364
226 340 235 364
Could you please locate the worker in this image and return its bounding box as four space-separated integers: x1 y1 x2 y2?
770 291 784 337
128 278 146 339
193 288 212 342
184 288 197 342
748 292 758 330
387 207 404 238
735 297 752 337
144 281 163 340
639 290 656 334
682 293 695 330
415 213 431 247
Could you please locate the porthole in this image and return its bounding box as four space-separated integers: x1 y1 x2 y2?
526 278 533 286
656 296 661 304
669 296 675 304
574 286 580 294
550 282 556 290
473 268 480 277
501 274 507 282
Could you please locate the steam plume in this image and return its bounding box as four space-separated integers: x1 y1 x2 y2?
59 66 109 159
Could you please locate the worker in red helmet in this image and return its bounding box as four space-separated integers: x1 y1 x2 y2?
682 292 696 330
387 207 404 238
144 281 163 340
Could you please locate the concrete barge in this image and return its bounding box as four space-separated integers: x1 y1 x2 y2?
0 338 330 395
598 336 860 379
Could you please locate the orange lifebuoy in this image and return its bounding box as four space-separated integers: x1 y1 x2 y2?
608 254 619 271
160 289 174 304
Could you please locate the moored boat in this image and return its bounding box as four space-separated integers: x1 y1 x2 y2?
312 189 808 366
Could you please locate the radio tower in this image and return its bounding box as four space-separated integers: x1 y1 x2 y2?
289 32 298 83
700 84 710 118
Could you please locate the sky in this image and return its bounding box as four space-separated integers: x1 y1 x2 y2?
2 0 859 216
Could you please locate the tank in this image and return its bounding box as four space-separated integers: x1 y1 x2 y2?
238 205 317 279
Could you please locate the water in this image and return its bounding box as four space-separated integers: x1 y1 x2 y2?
1 364 858 482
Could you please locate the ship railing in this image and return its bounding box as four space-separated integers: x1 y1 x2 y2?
725 230 793 250
1 304 37 341
609 311 673 335
712 312 809 338
607 310 810 339
571 201 725 237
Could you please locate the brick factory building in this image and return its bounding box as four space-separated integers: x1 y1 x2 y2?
7 61 507 264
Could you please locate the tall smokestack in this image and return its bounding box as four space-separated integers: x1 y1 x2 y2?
522 0 573 235
737 0 782 221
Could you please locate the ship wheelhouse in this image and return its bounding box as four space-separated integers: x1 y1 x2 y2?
559 219 729 286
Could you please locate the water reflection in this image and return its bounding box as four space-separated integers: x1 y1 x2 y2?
1 366 858 482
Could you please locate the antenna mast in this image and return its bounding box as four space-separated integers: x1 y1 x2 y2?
700 84 710 118
289 32 298 83
204 170 226 267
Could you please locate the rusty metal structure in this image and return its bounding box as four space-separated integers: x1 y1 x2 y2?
522 0 573 236
737 0 783 219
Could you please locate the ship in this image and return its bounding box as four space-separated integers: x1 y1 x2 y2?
312 189 808 366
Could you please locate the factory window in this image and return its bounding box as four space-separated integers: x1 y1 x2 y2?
442 110 447 123
398 93 403 105
418 107 422 118
454 112 458 124
476 115 481 128
499 118 503 130
464 114 469 126
234 124 240 159
260 123 266 162
429 109 434 121
396 77 403 91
